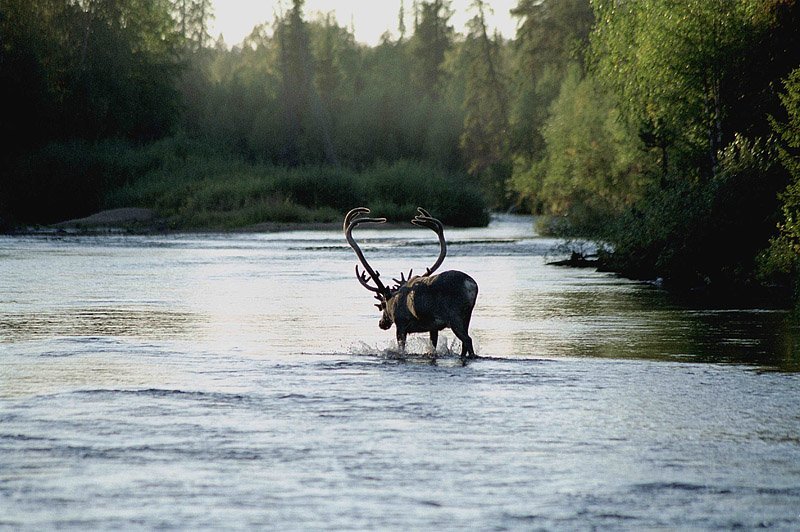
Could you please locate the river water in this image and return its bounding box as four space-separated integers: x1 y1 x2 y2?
1 215 799 530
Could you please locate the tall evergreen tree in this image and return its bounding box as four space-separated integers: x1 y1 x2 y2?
173 0 214 52
410 0 453 100
275 0 336 165
398 0 407 42
459 0 510 207
509 0 593 161
314 14 341 114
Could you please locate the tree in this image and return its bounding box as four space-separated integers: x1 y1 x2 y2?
590 1 800 292
410 0 454 100
0 0 182 144
509 0 593 161
590 0 787 179
0 0 185 223
397 0 407 42
510 65 647 230
0 0 60 159
763 67 800 284
172 0 214 52
459 0 511 207
275 0 337 165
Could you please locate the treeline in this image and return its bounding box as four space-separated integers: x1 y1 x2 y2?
0 0 590 226
508 0 800 299
1 0 799 299
0 0 506 227
579 0 800 299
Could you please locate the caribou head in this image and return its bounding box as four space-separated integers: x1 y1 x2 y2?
344 207 479 357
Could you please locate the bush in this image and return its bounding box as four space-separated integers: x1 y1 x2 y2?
606 135 788 293
3 139 161 224
1 130 489 229
273 166 361 212
761 67 800 302
360 160 490 226
101 146 488 229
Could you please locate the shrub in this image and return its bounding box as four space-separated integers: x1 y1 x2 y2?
360 160 489 226
606 135 788 293
101 147 489 230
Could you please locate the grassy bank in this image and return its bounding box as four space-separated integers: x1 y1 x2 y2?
3 137 490 229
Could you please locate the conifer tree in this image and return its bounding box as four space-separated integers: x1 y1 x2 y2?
460 0 510 207
410 0 453 100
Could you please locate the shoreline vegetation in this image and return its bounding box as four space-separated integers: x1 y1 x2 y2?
1 143 490 234
13 206 404 235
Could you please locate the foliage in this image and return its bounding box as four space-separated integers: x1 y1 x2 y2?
5 138 171 224
410 0 455 100
591 0 800 178
511 65 649 234
174 4 466 173
508 0 594 167
584 0 800 300
104 146 488 229
0 0 184 220
761 67 800 290
172 0 213 51
459 1 511 208
608 135 786 291
275 0 337 166
0 0 183 148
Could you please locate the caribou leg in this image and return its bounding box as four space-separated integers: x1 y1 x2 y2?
429 330 438 355
451 325 475 358
396 330 407 353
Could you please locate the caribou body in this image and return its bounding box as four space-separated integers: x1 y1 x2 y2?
344 207 479 357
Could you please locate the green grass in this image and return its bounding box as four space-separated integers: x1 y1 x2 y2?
4 136 489 229
101 139 489 229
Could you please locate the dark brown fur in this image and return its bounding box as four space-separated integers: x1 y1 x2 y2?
380 270 478 356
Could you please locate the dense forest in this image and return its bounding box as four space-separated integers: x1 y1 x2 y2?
1 0 799 301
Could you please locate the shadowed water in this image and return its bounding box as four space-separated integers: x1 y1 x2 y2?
1 215 799 529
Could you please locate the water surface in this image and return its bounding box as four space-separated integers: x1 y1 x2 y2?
1 215 799 529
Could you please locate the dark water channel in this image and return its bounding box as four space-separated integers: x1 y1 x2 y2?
1 215 799 529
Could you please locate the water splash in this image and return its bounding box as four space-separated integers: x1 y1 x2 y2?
346 334 481 365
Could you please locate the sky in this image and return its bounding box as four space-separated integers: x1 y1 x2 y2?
208 0 520 47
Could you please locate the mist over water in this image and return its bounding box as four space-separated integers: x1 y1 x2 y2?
2 215 799 529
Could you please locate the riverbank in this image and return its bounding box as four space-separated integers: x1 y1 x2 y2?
5 207 436 236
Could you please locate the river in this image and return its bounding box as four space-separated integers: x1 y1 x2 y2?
1 214 799 529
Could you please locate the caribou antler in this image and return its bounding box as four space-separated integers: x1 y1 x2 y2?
411 207 447 276
392 269 413 290
344 207 390 297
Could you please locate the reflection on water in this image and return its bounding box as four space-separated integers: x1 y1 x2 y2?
0 307 197 342
507 275 800 370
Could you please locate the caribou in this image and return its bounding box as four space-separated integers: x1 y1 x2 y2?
344 207 479 358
